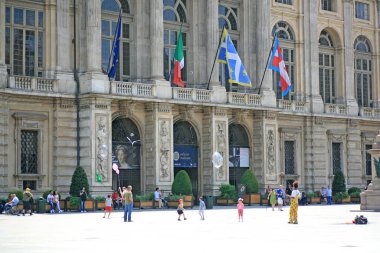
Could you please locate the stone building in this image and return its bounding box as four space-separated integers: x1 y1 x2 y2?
0 0 379 197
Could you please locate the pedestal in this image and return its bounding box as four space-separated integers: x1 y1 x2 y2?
360 178 380 211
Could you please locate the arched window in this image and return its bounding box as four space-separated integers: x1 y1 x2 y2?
101 0 132 81
354 36 372 107
218 3 240 91
5 3 45 76
272 21 295 100
163 0 188 83
318 30 335 104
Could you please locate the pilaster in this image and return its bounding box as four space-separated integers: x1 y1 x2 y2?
0 95 9 190
346 120 362 186
0 0 8 88
206 0 219 88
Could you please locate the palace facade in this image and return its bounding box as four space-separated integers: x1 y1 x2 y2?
0 0 379 197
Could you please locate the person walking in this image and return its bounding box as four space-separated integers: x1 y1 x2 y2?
269 188 277 211
123 185 133 222
199 196 205 220
237 198 244 222
103 195 113 218
80 187 87 213
177 199 187 221
22 188 33 216
288 181 301 224
326 185 332 205
276 185 284 211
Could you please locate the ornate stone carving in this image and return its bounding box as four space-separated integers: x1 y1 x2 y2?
96 116 108 182
266 129 275 175
216 122 226 180
349 119 359 128
214 108 227 117
158 103 172 113
159 119 170 179
314 117 324 125
265 112 276 120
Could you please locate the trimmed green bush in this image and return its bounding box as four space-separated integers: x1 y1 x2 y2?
332 171 346 195
135 193 154 201
219 184 237 200
69 166 90 197
95 196 106 202
349 191 360 198
348 187 361 194
306 192 316 198
171 170 192 195
240 169 259 194
69 197 80 209
10 190 23 201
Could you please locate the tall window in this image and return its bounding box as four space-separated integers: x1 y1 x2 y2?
365 144 372 176
319 30 335 104
163 0 188 83
101 0 132 81
272 22 295 100
275 0 293 5
332 142 342 174
321 0 334 11
218 3 239 91
21 130 38 174
5 5 44 77
355 2 369 20
284 141 295 174
354 36 372 107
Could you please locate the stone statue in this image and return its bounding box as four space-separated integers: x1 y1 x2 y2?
267 130 275 175
96 117 108 182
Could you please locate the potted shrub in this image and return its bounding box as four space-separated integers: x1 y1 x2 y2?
95 196 106 210
69 166 93 211
135 193 154 209
311 191 321 204
332 171 346 195
240 170 260 205
306 192 315 204
68 197 80 211
167 194 182 208
260 194 268 205
349 191 360 203
172 170 193 208
216 184 237 205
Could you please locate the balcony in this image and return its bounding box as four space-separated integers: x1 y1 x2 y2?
228 93 262 107
111 81 156 98
8 76 57 93
172 87 212 103
277 99 307 113
359 107 380 119
324 103 347 115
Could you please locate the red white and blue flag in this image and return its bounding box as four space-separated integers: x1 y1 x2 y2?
268 37 292 96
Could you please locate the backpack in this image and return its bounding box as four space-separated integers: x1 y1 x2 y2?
353 215 368 225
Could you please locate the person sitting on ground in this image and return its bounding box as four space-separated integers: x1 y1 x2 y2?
4 194 20 214
47 191 56 213
22 188 33 216
154 187 163 208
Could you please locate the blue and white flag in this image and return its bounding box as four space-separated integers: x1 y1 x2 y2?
107 11 122 80
217 28 251 87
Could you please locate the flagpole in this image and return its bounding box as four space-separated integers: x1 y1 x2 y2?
257 35 276 95
107 9 122 81
206 25 225 90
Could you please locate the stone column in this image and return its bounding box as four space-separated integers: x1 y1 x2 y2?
206 0 219 88
0 1 8 88
343 0 359 115
79 0 109 94
149 0 171 98
56 0 76 94
255 0 276 107
303 0 324 113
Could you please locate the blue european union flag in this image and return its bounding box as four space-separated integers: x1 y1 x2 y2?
107 11 122 80
217 28 251 87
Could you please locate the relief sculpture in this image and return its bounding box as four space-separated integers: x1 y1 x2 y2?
159 120 170 178
216 122 226 179
96 116 108 182
267 130 275 176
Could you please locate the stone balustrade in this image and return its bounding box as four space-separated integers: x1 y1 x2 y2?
360 107 380 119
111 81 156 97
277 99 307 112
324 103 348 115
172 87 212 102
228 92 262 106
8 76 57 92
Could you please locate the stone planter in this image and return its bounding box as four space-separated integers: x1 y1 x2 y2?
216 198 235 206
243 193 261 205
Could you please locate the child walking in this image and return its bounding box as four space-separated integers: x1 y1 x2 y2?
199 196 205 220
269 188 277 211
237 198 244 222
177 199 187 221
288 181 301 224
103 195 113 219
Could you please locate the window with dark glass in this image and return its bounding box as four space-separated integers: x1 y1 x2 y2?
21 130 38 174
321 0 333 11
272 22 295 100
355 2 369 20
332 142 342 174
5 6 44 76
354 36 372 107
319 30 335 104
365 144 372 176
23 180 37 190
275 0 293 5
101 0 131 81
284 141 295 175
163 0 187 83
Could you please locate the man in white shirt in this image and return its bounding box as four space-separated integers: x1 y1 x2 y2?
154 187 163 208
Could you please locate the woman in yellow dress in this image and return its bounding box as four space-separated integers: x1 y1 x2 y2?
289 181 301 224
269 188 277 211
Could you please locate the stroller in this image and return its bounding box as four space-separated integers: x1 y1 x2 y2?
5 205 20 216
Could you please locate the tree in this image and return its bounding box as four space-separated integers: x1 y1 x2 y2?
171 170 192 195
332 170 346 195
240 169 259 194
69 166 90 197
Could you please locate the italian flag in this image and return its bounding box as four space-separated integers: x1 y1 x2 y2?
172 29 185 87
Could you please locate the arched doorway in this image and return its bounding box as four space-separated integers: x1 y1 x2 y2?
228 123 250 187
173 121 198 197
112 118 141 194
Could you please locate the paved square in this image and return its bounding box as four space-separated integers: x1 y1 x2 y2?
1 204 379 253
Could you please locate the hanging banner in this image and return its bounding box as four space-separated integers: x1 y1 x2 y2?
173 146 198 168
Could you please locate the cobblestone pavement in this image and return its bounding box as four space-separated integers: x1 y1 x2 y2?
0 204 379 253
